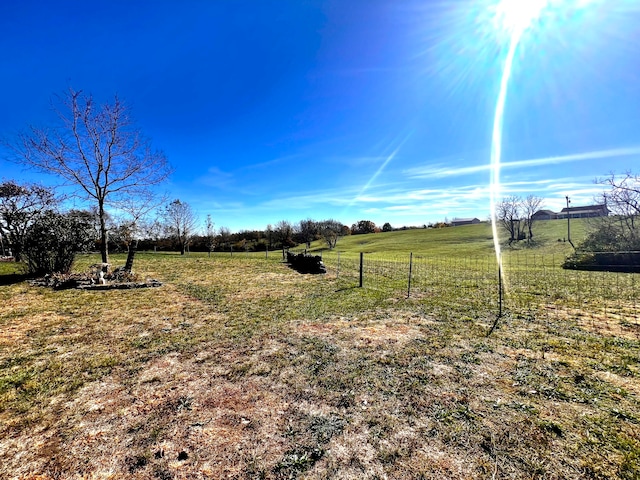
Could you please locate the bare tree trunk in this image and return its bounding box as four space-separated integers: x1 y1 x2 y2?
98 200 109 264
124 240 137 273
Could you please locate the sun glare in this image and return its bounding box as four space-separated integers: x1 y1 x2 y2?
494 0 549 35
487 0 603 284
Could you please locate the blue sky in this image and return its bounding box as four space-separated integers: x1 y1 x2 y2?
1 0 638 232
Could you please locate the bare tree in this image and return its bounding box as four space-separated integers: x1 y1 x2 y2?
600 172 639 221
163 199 197 255
112 193 162 271
521 195 544 242
318 219 344 249
0 181 57 260
298 218 318 249
497 196 522 244
218 226 231 252
3 88 172 263
580 172 640 251
140 218 163 252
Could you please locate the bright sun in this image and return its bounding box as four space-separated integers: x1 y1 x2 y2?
494 0 550 35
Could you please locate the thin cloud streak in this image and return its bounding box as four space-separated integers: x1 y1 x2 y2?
404 147 640 179
343 133 413 212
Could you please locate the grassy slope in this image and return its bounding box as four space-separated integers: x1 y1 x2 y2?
0 249 638 479
307 219 588 257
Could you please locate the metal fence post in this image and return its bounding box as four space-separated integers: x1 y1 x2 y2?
407 252 413 298
498 256 503 317
359 252 364 288
488 253 503 337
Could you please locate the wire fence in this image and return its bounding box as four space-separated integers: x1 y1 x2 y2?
194 248 639 333
307 250 640 330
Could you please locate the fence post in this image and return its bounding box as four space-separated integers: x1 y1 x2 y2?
498 256 503 317
359 252 364 288
488 254 503 337
337 251 340 279
266 248 268 259
407 252 413 298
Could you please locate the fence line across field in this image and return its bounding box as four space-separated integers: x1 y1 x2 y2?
186 248 639 330
308 250 640 328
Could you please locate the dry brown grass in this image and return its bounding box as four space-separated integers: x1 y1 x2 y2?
1 253 639 479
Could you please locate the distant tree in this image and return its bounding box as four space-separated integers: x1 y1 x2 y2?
382 222 393 232
163 199 197 255
3 88 172 264
318 219 345 249
298 218 318 248
23 210 94 275
112 194 162 271
0 181 57 260
497 196 523 244
237 238 252 252
275 220 295 249
141 218 163 252
351 220 377 235
433 222 450 229
205 215 216 256
265 224 273 250
522 195 544 242
217 226 231 251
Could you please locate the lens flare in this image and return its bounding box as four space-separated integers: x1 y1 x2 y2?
494 0 549 35
489 0 605 287
489 0 548 272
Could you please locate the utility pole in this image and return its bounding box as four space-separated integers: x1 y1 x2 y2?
566 195 575 248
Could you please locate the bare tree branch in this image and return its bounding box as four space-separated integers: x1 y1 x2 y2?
2 88 173 263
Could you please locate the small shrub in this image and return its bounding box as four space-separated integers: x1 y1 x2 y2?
22 210 94 275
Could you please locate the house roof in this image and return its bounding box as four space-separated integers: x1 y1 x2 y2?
451 217 479 223
560 204 608 213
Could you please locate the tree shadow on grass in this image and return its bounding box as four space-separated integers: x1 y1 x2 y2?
0 273 32 286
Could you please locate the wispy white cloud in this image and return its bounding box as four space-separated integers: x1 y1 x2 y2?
198 163 613 231
196 167 235 189
404 147 640 179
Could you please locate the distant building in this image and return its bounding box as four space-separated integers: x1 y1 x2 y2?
531 204 609 221
557 204 609 219
451 217 480 226
531 209 558 221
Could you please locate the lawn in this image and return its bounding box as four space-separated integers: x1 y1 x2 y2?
1 228 639 478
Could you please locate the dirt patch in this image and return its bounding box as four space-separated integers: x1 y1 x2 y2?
294 311 434 348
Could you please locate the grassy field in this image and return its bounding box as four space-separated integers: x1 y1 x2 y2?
305 219 587 257
1 221 639 479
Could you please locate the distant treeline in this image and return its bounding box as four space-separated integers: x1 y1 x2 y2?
125 221 437 254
